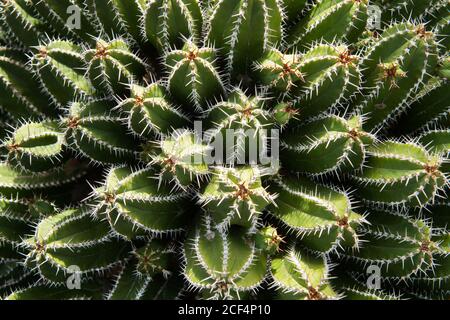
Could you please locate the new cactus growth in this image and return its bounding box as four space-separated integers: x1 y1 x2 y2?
0 0 448 301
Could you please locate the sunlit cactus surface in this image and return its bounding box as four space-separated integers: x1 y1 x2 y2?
0 0 449 300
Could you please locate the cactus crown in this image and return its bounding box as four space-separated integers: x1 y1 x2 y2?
0 0 448 300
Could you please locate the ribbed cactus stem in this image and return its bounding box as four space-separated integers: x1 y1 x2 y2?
117 83 189 138
268 175 366 253
280 115 374 175
355 22 438 132
286 0 369 50
32 40 95 107
200 166 275 230
351 140 448 208
144 0 203 53
85 39 147 96
165 40 225 112
207 0 283 79
183 223 268 299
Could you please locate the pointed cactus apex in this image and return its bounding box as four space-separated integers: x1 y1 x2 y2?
23 206 128 283
165 41 225 112
254 49 304 96
268 174 365 253
356 22 439 132
144 0 203 53
351 140 448 208
280 115 374 175
84 39 147 97
291 43 362 119
207 0 283 78
255 226 284 255
31 40 95 107
340 207 447 278
94 166 194 239
273 102 299 126
183 224 268 300
271 245 340 300
200 166 275 230
418 129 450 174
204 89 274 166
411 203 450 255
107 240 183 300
5 121 65 172
134 240 176 278
64 99 140 165
118 83 189 138
286 0 369 50
144 129 210 189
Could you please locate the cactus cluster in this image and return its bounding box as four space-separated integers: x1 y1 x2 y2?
0 0 449 300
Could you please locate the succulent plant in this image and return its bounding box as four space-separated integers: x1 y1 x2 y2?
0 0 448 301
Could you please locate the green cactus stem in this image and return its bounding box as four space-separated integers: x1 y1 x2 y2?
280 115 374 175
355 22 438 132
64 99 140 165
4 121 65 172
268 175 365 253
270 245 340 300
144 0 203 53
183 224 268 299
117 83 189 139
93 166 193 239
351 140 448 208
165 40 225 112
206 0 283 79
32 40 95 107
286 0 369 50
84 38 147 96
200 166 274 230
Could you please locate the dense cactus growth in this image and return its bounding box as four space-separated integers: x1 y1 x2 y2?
0 0 449 300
